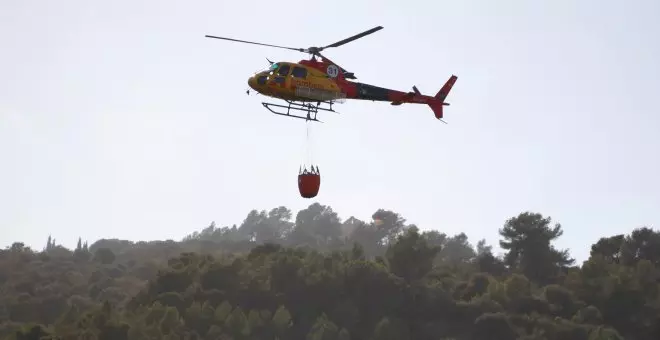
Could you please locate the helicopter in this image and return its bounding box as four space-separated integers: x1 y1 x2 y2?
205 26 457 123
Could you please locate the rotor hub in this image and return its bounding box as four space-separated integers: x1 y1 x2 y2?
306 47 321 54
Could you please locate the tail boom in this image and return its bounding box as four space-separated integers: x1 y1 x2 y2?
345 75 458 119
389 75 457 119
340 74 457 120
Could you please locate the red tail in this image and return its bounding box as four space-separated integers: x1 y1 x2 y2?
428 75 457 119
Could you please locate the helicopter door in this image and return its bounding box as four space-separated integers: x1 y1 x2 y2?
270 63 291 88
291 66 307 80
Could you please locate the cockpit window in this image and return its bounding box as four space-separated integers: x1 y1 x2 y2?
291 66 307 79
269 63 278 71
277 64 290 76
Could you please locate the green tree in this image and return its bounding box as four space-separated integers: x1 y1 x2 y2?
93 248 116 265
2 204 660 340
385 226 440 282
590 234 624 264
620 227 660 266
288 203 343 249
437 232 476 265
472 313 517 340
499 212 574 284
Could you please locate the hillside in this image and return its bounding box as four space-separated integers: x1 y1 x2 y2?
1 203 658 339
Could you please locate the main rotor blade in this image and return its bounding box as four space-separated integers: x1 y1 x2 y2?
322 26 383 49
205 35 303 52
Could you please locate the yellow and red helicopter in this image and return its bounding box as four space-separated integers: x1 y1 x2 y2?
205 26 457 123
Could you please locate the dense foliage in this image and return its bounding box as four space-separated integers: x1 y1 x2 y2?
1 203 658 339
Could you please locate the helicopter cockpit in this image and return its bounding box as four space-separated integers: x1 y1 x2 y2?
266 63 291 76
270 63 308 79
254 62 282 78
256 63 288 80
250 62 310 89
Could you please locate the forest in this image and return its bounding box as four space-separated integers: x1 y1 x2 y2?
0 202 658 339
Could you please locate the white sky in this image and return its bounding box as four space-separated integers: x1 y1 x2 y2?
2 0 659 262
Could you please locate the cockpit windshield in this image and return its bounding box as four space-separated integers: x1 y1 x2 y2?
257 62 291 76
256 63 279 75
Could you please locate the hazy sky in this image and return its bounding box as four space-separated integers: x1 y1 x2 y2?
2 0 659 262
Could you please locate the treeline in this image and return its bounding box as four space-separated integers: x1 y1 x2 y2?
0 202 658 339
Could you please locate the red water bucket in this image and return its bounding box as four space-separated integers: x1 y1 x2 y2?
298 173 321 198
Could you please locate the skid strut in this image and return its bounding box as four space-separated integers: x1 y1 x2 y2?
262 100 339 123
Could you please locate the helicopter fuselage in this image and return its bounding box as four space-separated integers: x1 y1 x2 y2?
248 58 413 104
247 59 342 102
247 57 455 121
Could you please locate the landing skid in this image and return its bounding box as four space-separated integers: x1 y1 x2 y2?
262 99 339 123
